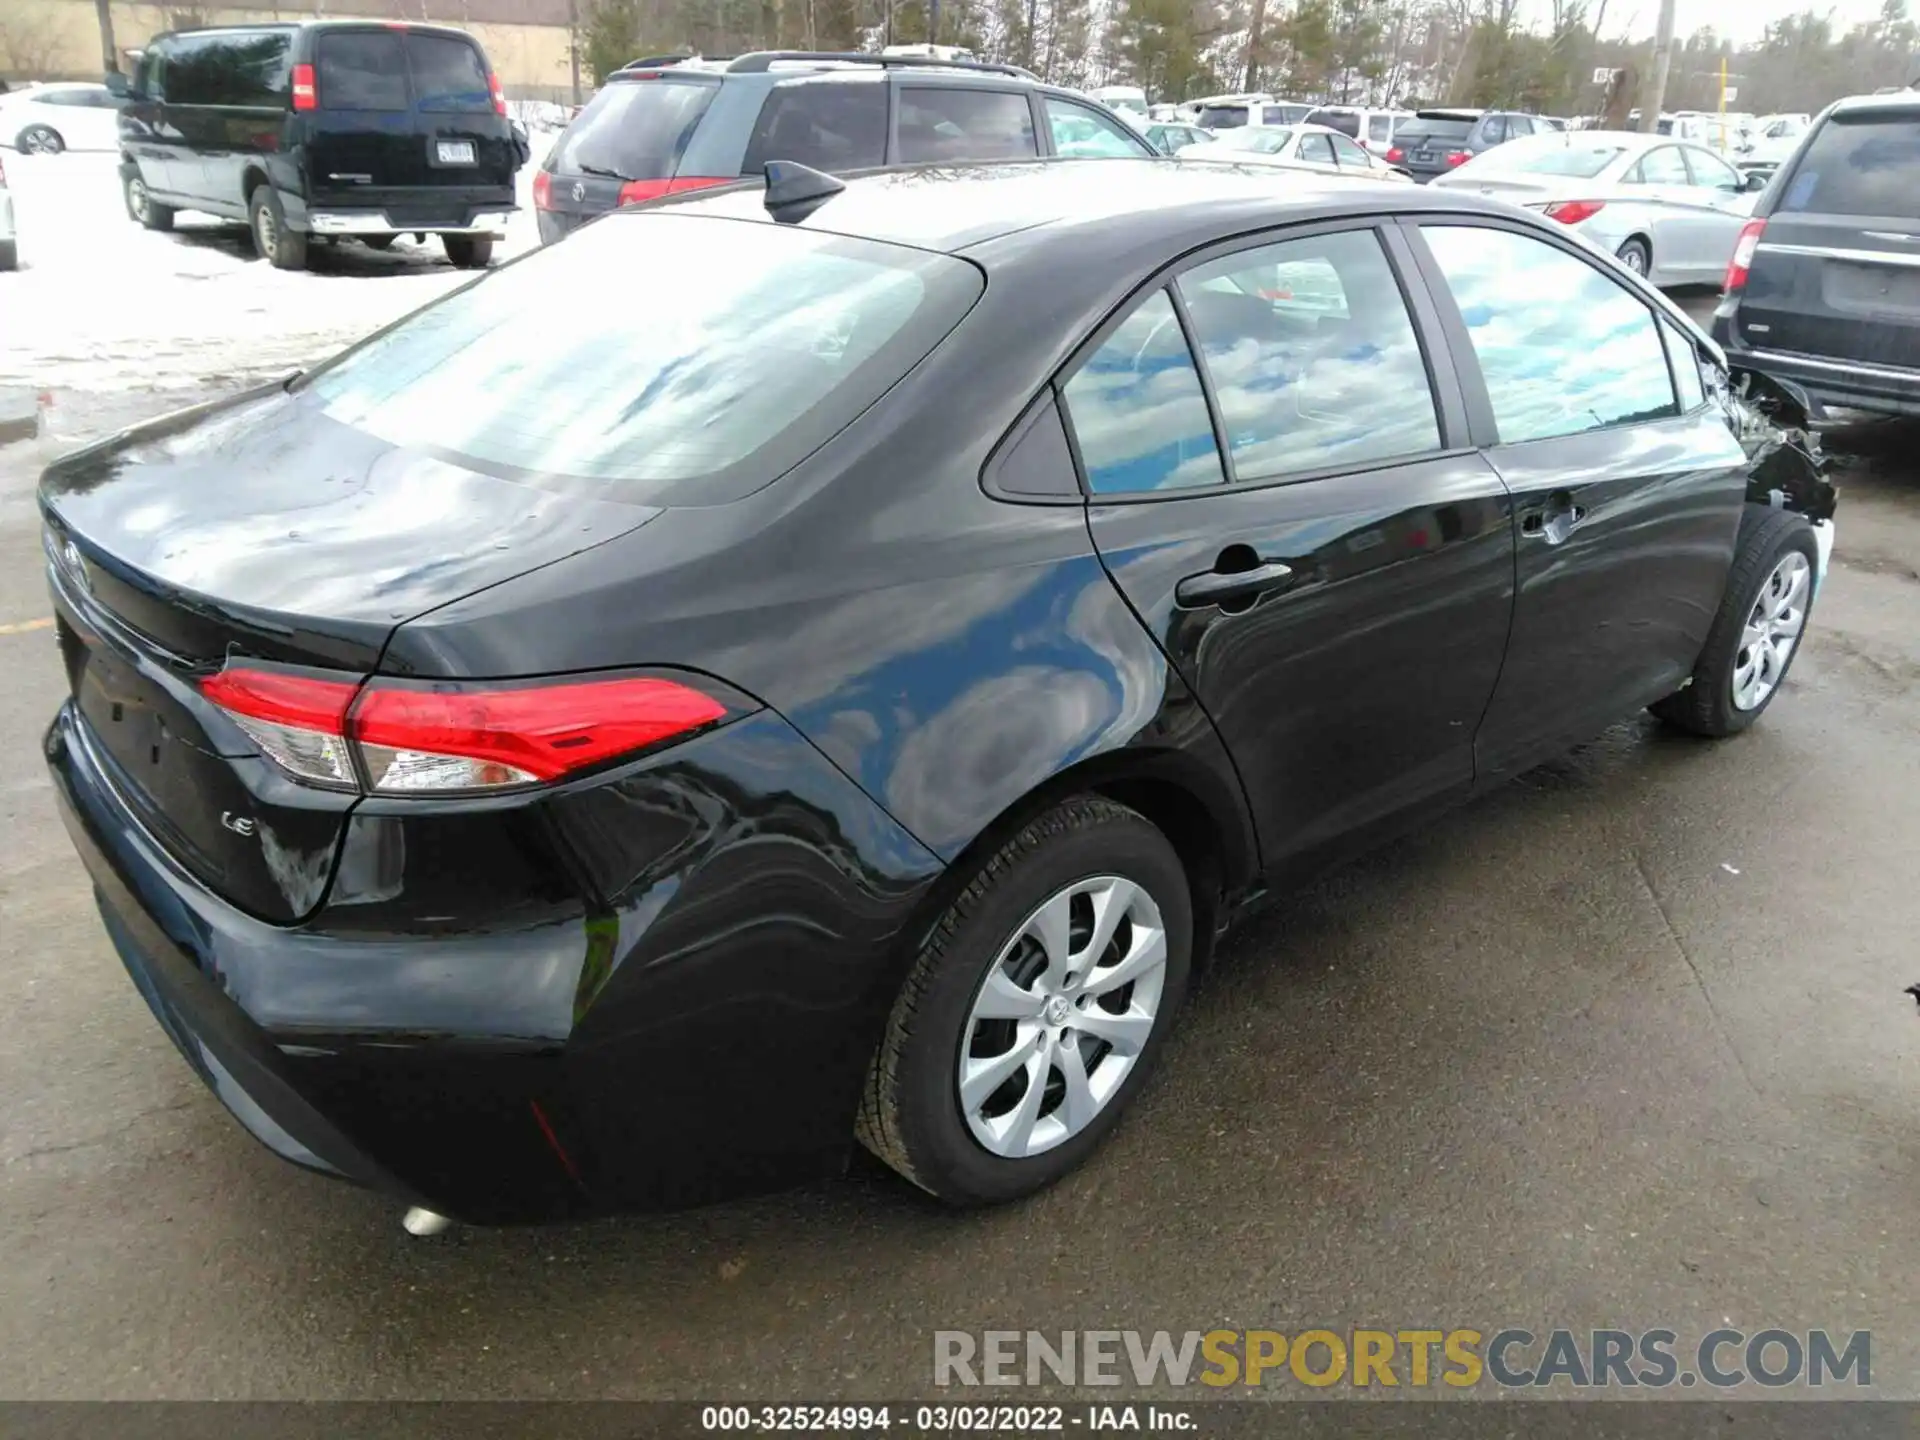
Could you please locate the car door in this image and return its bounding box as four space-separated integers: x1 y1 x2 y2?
123 39 183 194
192 29 291 211
1679 144 1757 279
1295 131 1338 172
1620 143 1698 272
1407 218 1750 780
1071 222 1515 875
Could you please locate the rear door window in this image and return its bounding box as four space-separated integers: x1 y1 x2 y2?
552 77 716 180
1299 133 1335 165
302 215 983 505
1061 290 1224 494
1042 96 1149 156
1329 133 1369 167
896 88 1037 162
1368 114 1392 143
741 79 887 173
1779 112 1920 217
316 30 409 111
406 33 491 113
1629 145 1691 185
1178 229 1441 481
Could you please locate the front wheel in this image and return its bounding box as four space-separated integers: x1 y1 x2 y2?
857 796 1192 1206
1652 506 1820 737
124 173 175 231
17 125 63 155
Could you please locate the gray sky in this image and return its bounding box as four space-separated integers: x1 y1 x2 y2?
1529 0 1892 43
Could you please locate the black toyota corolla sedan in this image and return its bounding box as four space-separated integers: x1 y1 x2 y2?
41 160 1836 1224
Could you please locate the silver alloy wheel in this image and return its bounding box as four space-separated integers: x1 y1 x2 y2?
22 127 60 155
128 177 149 222
255 202 277 260
1732 550 1810 711
957 875 1169 1159
1619 243 1647 274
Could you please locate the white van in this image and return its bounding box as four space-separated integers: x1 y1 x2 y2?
1092 85 1148 124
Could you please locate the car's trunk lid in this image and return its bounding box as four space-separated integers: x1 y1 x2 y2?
538 73 719 228
40 384 657 923
1739 109 1920 370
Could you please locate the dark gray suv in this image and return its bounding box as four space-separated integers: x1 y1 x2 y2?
534 51 1156 242
1387 108 1547 183
1713 92 1920 422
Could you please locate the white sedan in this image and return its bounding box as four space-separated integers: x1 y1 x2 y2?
1175 123 1412 182
1433 129 1767 286
0 82 127 155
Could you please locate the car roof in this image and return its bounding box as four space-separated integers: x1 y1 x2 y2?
1830 89 1920 116
664 157 1507 255
152 18 475 39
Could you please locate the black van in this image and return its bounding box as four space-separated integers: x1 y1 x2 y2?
114 21 523 271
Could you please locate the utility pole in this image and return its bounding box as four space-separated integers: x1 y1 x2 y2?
1638 0 1675 130
95 0 119 75
568 0 581 105
928 0 940 44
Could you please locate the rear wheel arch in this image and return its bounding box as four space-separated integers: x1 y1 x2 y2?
240 165 271 203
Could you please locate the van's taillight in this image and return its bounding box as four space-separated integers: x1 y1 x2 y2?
533 169 554 209
616 176 729 205
488 70 507 116
200 667 731 794
1725 218 1767 292
291 63 317 112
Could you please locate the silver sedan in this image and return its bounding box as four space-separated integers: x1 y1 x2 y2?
1432 129 1768 286
1175 123 1413 182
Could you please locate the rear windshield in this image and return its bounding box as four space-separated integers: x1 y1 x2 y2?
1197 104 1248 129
1307 108 1360 137
1779 112 1920 218
316 32 409 111
298 215 984 505
553 77 716 179
406 34 491 113
1399 117 1474 143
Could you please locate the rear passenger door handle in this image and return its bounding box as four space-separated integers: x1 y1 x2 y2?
1174 560 1295 609
1520 491 1587 545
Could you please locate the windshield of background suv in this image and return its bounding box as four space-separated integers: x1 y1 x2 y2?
553 77 716 179
299 215 984 504
1197 104 1249 129
1779 112 1920 218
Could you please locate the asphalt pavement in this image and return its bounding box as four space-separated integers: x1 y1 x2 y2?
0 287 1916 1402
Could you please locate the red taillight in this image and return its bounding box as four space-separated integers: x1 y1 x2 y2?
488 70 507 117
291 63 316 112
1725 217 1767 292
1385 146 1404 164
1543 199 1606 225
616 176 730 206
533 169 553 210
1444 150 1469 167
199 668 359 789
200 667 729 794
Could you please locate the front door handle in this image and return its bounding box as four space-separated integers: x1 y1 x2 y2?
1519 490 1588 545
1174 559 1295 609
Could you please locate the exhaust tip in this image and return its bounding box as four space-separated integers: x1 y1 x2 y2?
402 1206 453 1237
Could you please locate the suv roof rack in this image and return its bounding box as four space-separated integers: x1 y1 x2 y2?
620 53 701 69
724 50 1036 79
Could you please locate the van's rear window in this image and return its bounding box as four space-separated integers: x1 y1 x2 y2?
316 32 408 110
1780 113 1920 218
1197 105 1249 129
553 77 717 180
300 215 984 505
407 35 492 113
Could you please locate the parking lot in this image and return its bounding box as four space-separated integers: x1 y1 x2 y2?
2 146 1919 1401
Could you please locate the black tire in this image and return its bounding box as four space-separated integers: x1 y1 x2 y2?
0 239 15 272
857 796 1192 1206
249 186 308 270
124 172 174 231
1652 505 1820 737
17 125 63 155
360 234 397 250
442 234 493 269
1616 237 1651 277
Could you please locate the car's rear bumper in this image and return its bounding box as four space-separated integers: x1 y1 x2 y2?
1715 321 1920 422
45 699 942 1222
304 208 515 237
281 188 519 237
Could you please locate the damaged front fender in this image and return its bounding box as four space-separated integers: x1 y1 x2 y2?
1726 368 1838 522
